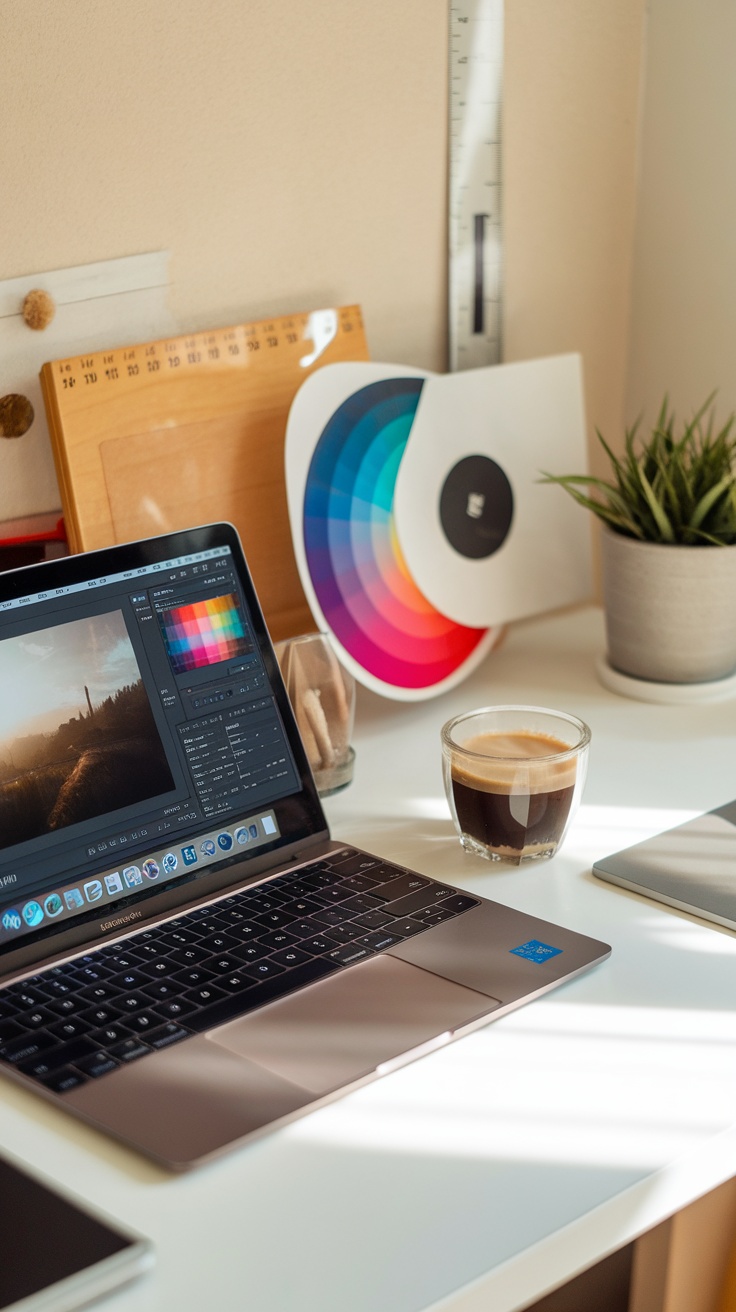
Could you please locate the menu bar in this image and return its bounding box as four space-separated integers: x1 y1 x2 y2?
0 547 231 613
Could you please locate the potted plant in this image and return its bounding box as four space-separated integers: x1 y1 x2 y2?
542 395 736 684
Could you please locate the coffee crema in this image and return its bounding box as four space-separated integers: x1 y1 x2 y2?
450 729 578 860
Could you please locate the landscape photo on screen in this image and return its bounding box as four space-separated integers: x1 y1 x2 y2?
0 611 175 850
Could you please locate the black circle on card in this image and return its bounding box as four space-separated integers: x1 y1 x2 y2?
438 455 514 559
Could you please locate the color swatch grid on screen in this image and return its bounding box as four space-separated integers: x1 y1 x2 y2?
160 594 252 674
302 377 489 692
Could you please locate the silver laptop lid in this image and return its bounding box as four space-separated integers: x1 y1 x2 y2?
593 801 736 931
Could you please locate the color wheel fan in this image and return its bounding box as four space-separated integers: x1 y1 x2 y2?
285 359 591 701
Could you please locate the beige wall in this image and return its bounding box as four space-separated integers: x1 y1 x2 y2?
627 0 736 436
1 0 645 482
504 0 645 477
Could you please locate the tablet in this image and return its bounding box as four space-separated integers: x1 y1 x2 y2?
0 1155 153 1311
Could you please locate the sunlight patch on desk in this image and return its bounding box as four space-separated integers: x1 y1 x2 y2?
287 998 736 1175
563 803 700 865
645 920 736 954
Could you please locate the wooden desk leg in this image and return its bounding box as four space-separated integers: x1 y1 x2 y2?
630 1179 736 1312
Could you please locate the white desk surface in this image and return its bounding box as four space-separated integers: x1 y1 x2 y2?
3 605 736 1312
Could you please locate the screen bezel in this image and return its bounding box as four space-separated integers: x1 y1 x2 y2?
0 522 329 977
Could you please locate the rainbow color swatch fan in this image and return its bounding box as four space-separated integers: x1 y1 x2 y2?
158 593 252 675
285 358 591 700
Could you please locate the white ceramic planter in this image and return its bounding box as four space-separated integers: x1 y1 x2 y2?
600 526 736 683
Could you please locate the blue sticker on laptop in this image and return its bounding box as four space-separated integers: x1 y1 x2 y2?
510 939 563 964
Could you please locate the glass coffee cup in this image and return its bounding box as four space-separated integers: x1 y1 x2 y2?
441 705 590 864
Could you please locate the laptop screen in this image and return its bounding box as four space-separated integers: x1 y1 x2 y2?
0 524 326 965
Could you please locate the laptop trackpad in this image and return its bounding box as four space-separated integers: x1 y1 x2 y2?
207 955 499 1094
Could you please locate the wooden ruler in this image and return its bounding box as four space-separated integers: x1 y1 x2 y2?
448 0 504 370
40 305 369 641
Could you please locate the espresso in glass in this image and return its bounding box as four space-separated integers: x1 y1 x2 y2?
441 708 590 864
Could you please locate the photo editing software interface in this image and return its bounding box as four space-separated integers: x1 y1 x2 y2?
0 545 303 950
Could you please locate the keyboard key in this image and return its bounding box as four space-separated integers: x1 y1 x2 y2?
370 873 431 902
270 947 313 968
240 960 286 982
285 919 324 940
247 889 292 910
329 853 380 875
215 907 250 924
160 929 202 948
47 996 89 1018
299 871 341 890
419 909 456 926
2 1032 58 1064
383 888 455 916
152 999 198 1022
225 922 260 942
340 874 383 892
357 931 400 951
353 910 395 930
310 885 353 904
106 951 146 971
126 1013 160 1034
149 1023 192 1050
301 936 334 955
109 1038 151 1063
79 1005 120 1029
88 1023 131 1046
310 908 358 927
252 909 297 930
340 893 383 914
207 956 246 975
279 897 323 918
257 929 300 950
42 1067 88 1093
139 959 174 979
132 941 167 960
188 918 224 937
328 944 373 966
168 946 211 967
7 988 49 1010
216 974 254 994
321 925 357 945
186 985 227 1008
36 978 77 998
108 970 151 991
385 919 426 938
0 1020 28 1044
79 983 121 1004
72 964 113 984
48 1018 92 1043
230 942 272 964
172 967 217 989
75 1052 119 1079
22 1035 95 1069
437 895 479 914
26 1007 59 1029
199 933 240 954
142 980 187 1002
116 993 149 1014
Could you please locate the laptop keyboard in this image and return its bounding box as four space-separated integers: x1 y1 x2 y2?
0 848 479 1095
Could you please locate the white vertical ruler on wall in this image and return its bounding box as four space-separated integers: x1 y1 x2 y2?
448 0 504 371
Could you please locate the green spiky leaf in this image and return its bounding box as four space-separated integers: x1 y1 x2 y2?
539 395 736 546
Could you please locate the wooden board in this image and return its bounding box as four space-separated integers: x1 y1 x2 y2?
40 306 369 640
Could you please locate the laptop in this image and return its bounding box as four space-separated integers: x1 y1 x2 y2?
0 522 610 1171
593 800 736 931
